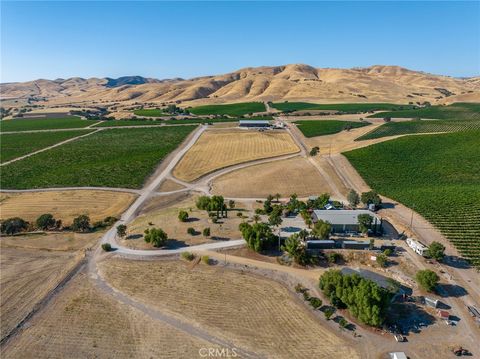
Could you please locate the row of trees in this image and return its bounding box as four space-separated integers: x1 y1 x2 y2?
319 270 392 327
0 214 116 235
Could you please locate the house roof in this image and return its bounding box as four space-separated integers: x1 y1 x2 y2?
313 209 378 226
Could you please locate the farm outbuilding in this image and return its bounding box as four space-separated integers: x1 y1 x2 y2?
306 240 336 250
238 119 271 128
341 240 370 250
312 209 382 234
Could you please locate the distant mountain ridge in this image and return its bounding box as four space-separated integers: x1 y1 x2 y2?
1 64 479 105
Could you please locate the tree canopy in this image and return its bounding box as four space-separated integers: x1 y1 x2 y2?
1 217 29 235
239 222 276 252
312 219 331 239
36 213 56 230
357 213 374 234
347 189 360 208
72 215 91 233
319 270 391 327
415 269 439 292
361 191 382 208
144 228 168 247
427 241 446 261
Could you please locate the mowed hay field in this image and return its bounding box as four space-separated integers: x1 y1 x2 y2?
0 190 136 226
100 259 359 359
1 275 213 359
173 130 299 182
0 246 82 341
212 157 332 198
122 195 245 249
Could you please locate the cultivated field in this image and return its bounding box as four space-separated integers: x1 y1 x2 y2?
0 116 98 132
132 109 167 117
93 117 245 127
1 126 195 189
0 245 82 341
122 195 246 249
173 129 299 182
345 130 480 267
0 130 92 163
211 157 332 198
0 190 136 225
368 102 480 120
356 118 480 140
99 258 359 358
1 275 211 358
294 120 370 137
272 102 413 113
188 102 266 116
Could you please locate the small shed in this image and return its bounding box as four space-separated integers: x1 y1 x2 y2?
342 240 370 250
438 310 450 320
389 353 407 359
306 240 336 250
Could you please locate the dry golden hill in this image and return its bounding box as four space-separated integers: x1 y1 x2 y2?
1 64 479 106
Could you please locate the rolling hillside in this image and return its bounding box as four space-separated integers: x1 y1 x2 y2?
2 64 479 106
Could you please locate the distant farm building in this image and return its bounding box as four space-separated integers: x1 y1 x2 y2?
341 240 370 250
306 240 336 250
406 238 428 256
312 209 382 234
238 119 271 128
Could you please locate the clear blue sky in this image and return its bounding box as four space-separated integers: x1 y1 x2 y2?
1 1 479 82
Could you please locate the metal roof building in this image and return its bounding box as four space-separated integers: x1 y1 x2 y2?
312 209 381 233
239 119 271 127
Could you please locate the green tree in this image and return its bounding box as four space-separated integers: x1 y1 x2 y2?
196 196 211 210
310 146 319 156
239 222 276 252
36 213 56 230
415 269 439 292
144 228 168 247
383 248 393 256
347 190 360 208
427 241 446 261
376 254 388 268
72 215 91 233
282 234 310 265
178 210 189 222
252 214 261 223
339 318 348 328
1 217 28 235
357 213 374 234
228 200 235 209
117 224 127 238
361 191 382 208
274 193 281 202
324 308 335 320
101 243 112 252
312 219 331 239
203 227 211 237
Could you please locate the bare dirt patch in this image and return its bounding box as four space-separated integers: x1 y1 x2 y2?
1 275 211 358
0 190 136 225
99 258 359 358
172 129 299 182
211 156 332 198
121 195 249 250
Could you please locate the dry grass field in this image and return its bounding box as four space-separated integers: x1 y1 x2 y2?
0 190 136 225
1 275 212 359
1 231 101 252
157 179 185 192
0 245 82 340
122 195 246 249
211 157 332 198
172 129 299 182
99 259 359 358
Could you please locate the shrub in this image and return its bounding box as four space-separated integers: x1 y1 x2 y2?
116 224 127 238
376 254 388 267
178 210 189 222
101 243 112 252
36 213 56 230
339 318 348 328
1 217 29 235
187 227 196 235
181 251 195 261
309 297 323 309
202 227 211 237
383 248 393 256
294 283 307 293
324 308 335 320
201 255 210 265
72 215 91 233
302 291 310 301
427 241 445 261
103 216 117 226
327 252 343 264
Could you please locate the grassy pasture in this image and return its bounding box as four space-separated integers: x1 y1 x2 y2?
295 120 370 137
367 103 480 120
1 130 92 163
356 119 480 140
0 126 195 189
272 102 413 113
132 109 168 117
344 130 480 267
0 116 98 132
188 102 266 116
